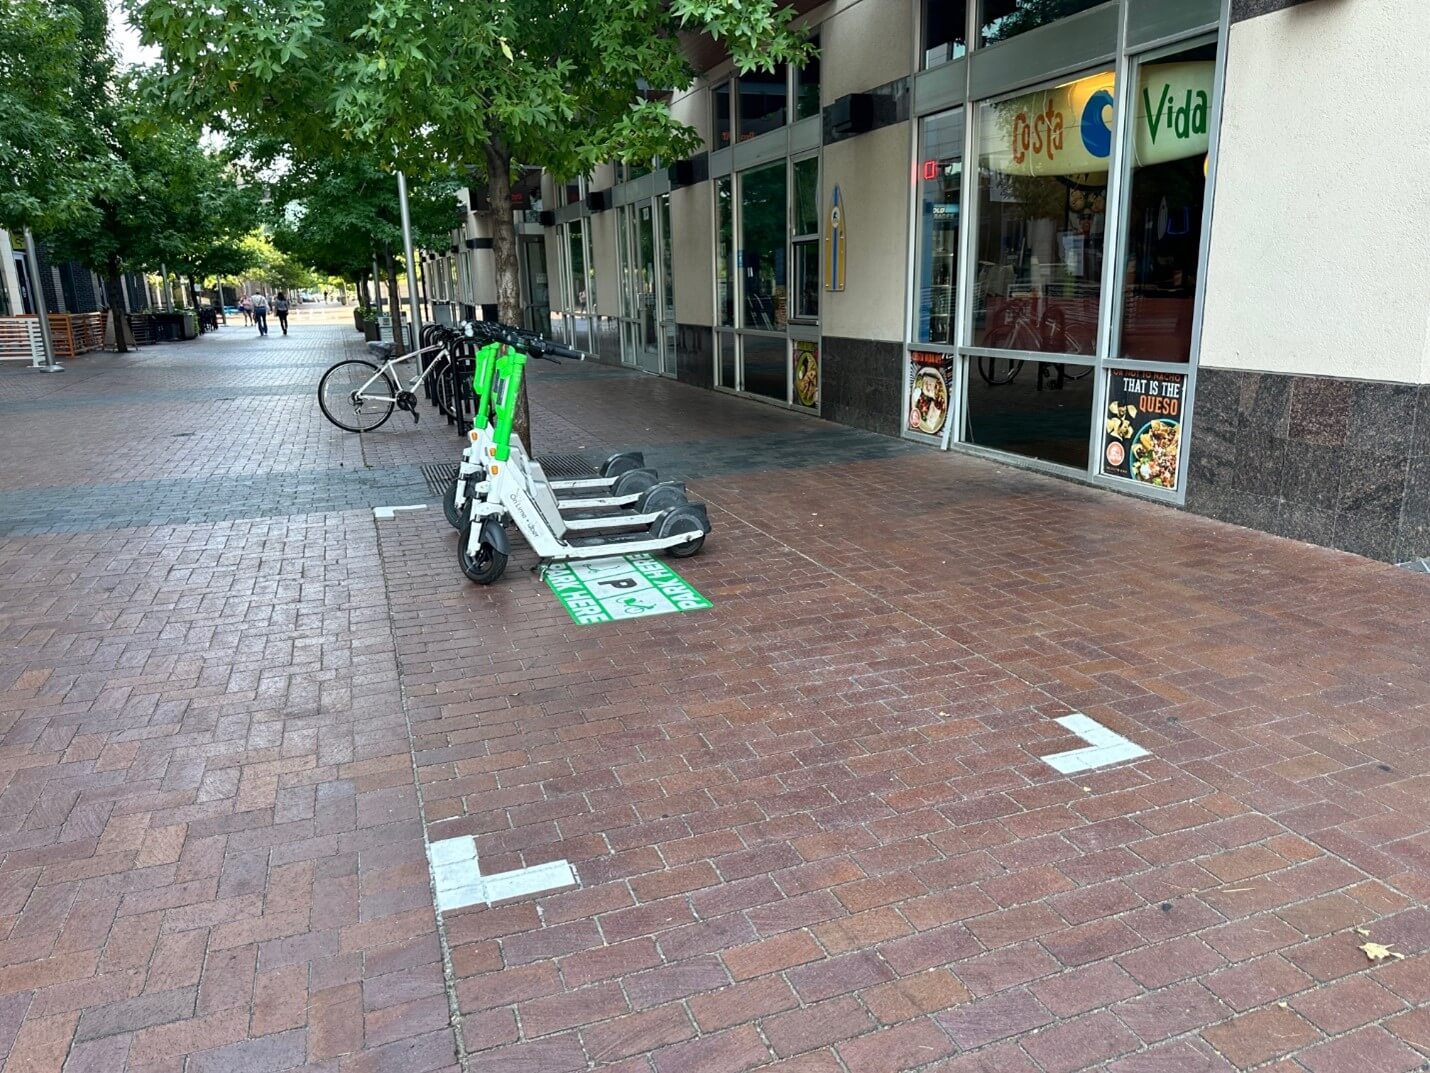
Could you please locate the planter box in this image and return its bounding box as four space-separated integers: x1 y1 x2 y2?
362 319 381 341
354 308 364 331
150 312 198 342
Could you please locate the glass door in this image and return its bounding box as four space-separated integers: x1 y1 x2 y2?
520 236 551 335
617 205 638 365
633 201 661 373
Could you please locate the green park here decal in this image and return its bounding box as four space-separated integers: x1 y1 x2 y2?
544 554 711 625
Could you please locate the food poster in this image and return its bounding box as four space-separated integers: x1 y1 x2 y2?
907 351 954 442
1102 369 1185 489
793 340 820 409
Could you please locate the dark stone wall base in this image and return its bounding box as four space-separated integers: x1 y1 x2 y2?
675 324 713 386
820 336 904 438
1231 0 1320 23
1186 367 1430 563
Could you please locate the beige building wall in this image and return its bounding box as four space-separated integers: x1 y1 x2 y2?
588 208 620 318
820 0 911 101
1200 0 1430 384
670 186 714 326
820 120 911 342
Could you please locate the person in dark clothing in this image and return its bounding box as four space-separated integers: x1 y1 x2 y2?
274 292 290 335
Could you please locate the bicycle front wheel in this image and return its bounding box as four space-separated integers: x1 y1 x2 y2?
319 359 397 432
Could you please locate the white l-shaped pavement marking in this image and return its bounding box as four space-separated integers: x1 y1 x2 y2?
1040 713 1149 774
427 835 577 912
373 504 427 520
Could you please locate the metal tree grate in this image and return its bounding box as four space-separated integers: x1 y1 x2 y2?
419 462 459 495
418 455 595 494
534 454 599 479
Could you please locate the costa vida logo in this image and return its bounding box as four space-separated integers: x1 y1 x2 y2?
1009 75 1207 166
1011 102 1064 166
1144 83 1209 144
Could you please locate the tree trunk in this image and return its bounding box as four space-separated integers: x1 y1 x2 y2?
105 258 130 353
187 275 199 310
385 251 405 354
485 139 531 449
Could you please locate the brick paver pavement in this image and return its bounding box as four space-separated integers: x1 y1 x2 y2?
0 322 1426 1072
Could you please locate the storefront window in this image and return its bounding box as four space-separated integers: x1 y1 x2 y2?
714 82 732 148
742 334 787 401
739 65 788 138
718 330 736 387
795 33 821 121
915 110 963 344
965 357 1095 467
568 220 588 313
793 157 819 321
924 0 968 68
973 69 1114 355
716 176 734 327
739 161 787 329
1118 44 1216 362
660 194 674 325
980 0 1107 47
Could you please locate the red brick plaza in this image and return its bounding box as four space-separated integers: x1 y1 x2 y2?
0 323 1426 1072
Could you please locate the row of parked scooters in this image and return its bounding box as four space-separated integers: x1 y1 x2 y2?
373 321 711 585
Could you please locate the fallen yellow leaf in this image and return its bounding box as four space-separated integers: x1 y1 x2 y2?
1360 941 1400 962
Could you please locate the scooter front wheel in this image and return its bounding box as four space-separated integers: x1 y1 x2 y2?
458 520 508 583
443 472 465 528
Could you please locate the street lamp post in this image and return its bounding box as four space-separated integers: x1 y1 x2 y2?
397 170 424 356
23 229 61 372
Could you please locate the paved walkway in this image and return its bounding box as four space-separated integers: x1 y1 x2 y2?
0 324 1426 1073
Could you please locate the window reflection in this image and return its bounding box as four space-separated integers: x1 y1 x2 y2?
916 111 963 344
1118 45 1216 362
739 161 787 330
980 0 1107 47
973 70 1114 355
925 0 968 68
739 65 788 138
795 34 821 121
716 177 734 327
742 334 787 401
965 356 1095 467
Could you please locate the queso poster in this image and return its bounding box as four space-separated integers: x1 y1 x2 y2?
1102 369 1185 490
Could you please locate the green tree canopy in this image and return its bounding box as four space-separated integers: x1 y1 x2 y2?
0 0 117 234
266 151 458 292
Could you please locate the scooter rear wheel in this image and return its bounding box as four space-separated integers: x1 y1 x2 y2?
600 452 645 478
458 520 508 583
657 506 708 559
636 484 688 514
610 468 659 497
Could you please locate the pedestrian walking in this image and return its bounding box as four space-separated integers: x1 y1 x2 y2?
274 292 290 335
239 296 252 326
251 292 269 336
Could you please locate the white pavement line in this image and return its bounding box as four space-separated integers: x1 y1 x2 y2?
426 835 578 913
373 504 427 520
1041 713 1150 774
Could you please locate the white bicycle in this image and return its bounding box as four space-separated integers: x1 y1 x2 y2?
318 338 458 432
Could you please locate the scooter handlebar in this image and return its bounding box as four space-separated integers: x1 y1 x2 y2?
541 341 586 361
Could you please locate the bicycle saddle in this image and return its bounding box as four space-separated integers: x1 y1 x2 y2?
366 340 395 359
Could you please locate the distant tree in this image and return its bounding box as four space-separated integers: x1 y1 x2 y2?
132 0 811 443
266 152 457 320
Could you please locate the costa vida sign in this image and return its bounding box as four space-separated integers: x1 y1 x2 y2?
983 62 1213 178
